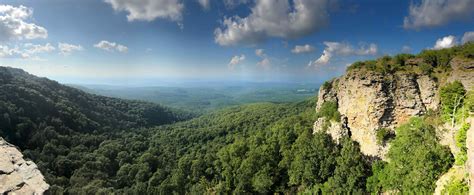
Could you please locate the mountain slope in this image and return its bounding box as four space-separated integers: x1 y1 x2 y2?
0 67 191 148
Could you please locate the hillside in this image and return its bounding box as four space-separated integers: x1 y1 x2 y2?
0 43 472 194
0 67 191 147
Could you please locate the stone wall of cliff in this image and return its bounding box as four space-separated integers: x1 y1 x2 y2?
315 70 439 158
0 138 49 194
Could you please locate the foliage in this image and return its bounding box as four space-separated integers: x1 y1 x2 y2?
321 137 370 194
346 42 474 74
441 177 469 195
394 53 415 66
375 128 392 145
78 84 317 114
455 123 470 165
316 101 341 122
368 117 453 193
440 81 466 125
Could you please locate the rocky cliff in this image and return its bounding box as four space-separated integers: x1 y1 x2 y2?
314 56 472 159
0 138 49 194
315 70 439 158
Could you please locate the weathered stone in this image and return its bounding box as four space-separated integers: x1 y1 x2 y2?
0 138 49 195
448 57 474 90
313 117 349 144
314 70 440 158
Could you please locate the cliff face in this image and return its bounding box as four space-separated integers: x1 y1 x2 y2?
0 138 49 194
315 70 439 157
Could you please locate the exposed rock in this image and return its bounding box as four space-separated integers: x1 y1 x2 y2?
448 57 474 90
315 70 439 158
313 117 349 144
316 79 338 111
0 138 49 194
416 75 440 111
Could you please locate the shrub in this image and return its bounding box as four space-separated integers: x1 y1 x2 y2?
394 53 415 66
368 117 453 193
442 177 469 195
317 101 341 122
375 128 393 145
455 123 470 165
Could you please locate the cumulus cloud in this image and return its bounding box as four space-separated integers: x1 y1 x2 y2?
0 43 55 59
254 48 272 70
104 0 184 22
0 4 47 42
462 31 474 44
223 0 250 9
433 35 458 50
214 0 331 46
403 0 474 30
0 45 23 58
291 44 314 54
58 43 83 55
228 54 245 70
94 40 128 53
308 42 378 68
197 0 211 10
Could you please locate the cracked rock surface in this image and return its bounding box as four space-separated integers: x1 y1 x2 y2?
0 138 49 194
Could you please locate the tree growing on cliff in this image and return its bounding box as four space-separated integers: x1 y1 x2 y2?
440 81 466 127
368 117 453 193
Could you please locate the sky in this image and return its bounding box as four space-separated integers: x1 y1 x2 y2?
0 0 473 85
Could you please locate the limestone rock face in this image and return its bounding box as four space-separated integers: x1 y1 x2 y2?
448 57 474 90
0 138 49 194
314 70 439 158
313 117 349 144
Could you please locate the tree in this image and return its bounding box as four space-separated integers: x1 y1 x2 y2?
323 137 369 194
373 117 453 193
440 81 466 127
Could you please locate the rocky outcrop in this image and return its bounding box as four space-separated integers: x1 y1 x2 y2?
313 117 349 144
448 57 474 91
0 138 49 194
314 70 439 158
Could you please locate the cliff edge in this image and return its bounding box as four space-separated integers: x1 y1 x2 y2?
0 138 49 194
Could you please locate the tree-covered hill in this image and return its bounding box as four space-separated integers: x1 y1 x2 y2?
0 66 192 148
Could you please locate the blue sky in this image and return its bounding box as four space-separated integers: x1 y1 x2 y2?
0 0 473 85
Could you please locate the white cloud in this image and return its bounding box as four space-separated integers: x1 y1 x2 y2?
462 31 474 44
223 0 250 9
257 57 271 70
214 0 331 46
228 54 246 70
0 43 55 59
104 0 184 22
401 45 412 53
255 49 265 57
58 43 83 55
254 48 272 70
291 44 314 54
94 40 128 53
0 5 47 42
308 42 378 68
24 43 55 54
197 0 211 10
0 45 23 58
433 35 458 50
403 0 474 30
